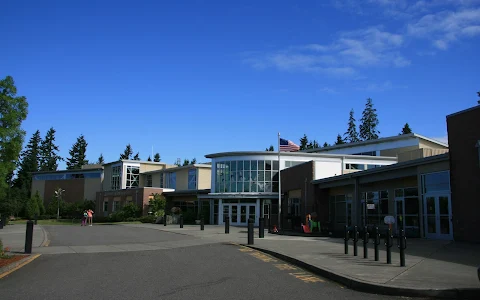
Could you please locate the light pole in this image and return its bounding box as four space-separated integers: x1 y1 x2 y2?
54 188 65 221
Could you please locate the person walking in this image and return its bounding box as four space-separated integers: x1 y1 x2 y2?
81 210 88 226
87 209 94 226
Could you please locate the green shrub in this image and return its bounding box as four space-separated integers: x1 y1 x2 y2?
139 215 156 223
122 203 141 219
108 211 125 222
25 195 39 219
125 217 139 222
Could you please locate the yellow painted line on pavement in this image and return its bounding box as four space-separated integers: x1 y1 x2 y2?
236 246 324 284
288 272 325 283
0 254 41 280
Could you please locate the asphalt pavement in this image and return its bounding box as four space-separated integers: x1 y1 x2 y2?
0 243 421 300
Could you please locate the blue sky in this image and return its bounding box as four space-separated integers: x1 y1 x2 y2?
1 0 479 168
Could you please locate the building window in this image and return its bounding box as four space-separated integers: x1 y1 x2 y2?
421 171 450 194
362 190 389 227
111 166 121 190
125 165 140 189
285 161 303 168
329 194 352 225
159 173 164 188
166 172 176 189
215 160 280 193
395 187 420 237
103 201 108 212
188 169 197 190
146 175 152 187
287 198 301 216
113 201 120 212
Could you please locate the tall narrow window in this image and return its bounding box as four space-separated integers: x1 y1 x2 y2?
188 169 197 190
125 166 140 189
111 166 121 190
146 175 152 187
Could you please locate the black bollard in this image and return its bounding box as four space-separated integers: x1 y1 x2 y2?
179 215 184 228
353 226 359 256
398 229 407 267
200 217 204 230
344 225 350 254
477 265 480 282
385 228 393 264
25 220 34 254
374 226 380 261
164 213 167 226
0 215 3 229
259 217 264 238
363 226 370 259
247 218 254 245
225 216 230 234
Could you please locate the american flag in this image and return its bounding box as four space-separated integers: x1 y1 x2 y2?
280 138 300 152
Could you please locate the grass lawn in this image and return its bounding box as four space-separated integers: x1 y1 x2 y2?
8 219 141 226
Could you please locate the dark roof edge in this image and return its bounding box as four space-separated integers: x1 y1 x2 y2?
446 105 480 119
32 168 103 175
312 153 449 185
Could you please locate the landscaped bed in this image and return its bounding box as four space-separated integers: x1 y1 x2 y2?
0 255 28 269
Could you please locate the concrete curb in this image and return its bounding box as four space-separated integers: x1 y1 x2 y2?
0 254 41 279
245 245 480 299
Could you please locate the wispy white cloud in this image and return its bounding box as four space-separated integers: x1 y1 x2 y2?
242 26 409 77
356 80 407 92
318 87 338 94
407 8 480 49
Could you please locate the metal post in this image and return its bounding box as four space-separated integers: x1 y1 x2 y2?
164 213 167 226
200 217 204 230
225 216 230 234
179 215 184 228
344 225 349 254
248 218 254 245
0 215 3 229
363 226 369 259
398 229 407 267
385 228 393 264
259 217 264 238
353 226 359 256
25 220 34 254
374 227 380 261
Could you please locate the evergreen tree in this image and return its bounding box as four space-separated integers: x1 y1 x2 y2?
400 123 413 135
33 191 45 215
344 109 359 143
39 127 62 171
25 193 40 219
265 145 274 151
359 98 380 141
323 142 330 147
299 134 309 150
120 144 133 160
307 140 319 149
334 134 345 145
153 153 161 162
147 155 152 161
191 158 197 164
133 152 140 160
66 134 88 170
12 130 42 199
182 159 190 166
97 153 104 164
0 76 28 204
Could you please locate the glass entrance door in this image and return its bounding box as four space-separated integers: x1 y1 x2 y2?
424 194 452 240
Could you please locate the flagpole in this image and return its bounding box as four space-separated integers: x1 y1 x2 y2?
278 132 281 230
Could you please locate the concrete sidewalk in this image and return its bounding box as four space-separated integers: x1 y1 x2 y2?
0 224 47 252
129 224 480 298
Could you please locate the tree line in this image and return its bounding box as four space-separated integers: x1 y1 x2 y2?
266 98 413 151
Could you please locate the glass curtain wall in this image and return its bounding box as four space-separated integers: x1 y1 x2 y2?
111 166 121 190
361 191 389 227
215 160 279 193
395 187 420 237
